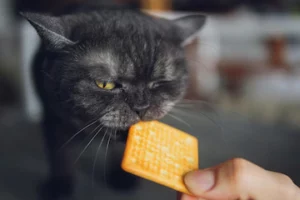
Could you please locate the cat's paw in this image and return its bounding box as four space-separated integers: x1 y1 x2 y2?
37 177 74 200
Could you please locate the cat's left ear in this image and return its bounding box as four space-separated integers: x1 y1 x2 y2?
173 14 206 43
20 12 76 50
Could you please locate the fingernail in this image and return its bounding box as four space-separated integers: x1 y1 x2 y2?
184 170 215 193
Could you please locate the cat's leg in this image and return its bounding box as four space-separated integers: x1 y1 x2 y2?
38 114 76 200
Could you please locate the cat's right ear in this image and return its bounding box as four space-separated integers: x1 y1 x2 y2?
20 12 75 50
173 14 206 45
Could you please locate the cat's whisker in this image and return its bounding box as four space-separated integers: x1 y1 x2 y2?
175 103 193 107
177 99 218 111
177 99 253 132
103 130 113 186
166 112 192 128
175 102 222 129
74 125 104 164
177 100 226 126
92 127 109 196
173 104 228 145
114 129 117 145
170 107 190 116
176 103 204 109
181 99 216 104
180 99 211 103
76 124 102 154
170 107 199 126
197 111 229 147
59 119 100 151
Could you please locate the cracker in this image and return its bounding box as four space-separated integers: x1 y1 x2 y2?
122 121 199 194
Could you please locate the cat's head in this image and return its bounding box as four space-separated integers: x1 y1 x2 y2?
22 10 206 130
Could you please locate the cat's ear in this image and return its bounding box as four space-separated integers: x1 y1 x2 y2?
20 12 75 50
173 14 206 42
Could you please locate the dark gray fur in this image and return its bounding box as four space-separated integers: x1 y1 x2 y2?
22 7 206 199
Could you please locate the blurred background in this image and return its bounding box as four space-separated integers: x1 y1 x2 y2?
1 0 300 200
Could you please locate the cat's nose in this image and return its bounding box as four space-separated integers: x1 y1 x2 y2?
133 104 149 117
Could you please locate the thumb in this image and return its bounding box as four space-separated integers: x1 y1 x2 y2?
183 158 300 200
184 169 215 195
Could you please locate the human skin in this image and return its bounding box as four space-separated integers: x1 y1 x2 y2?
178 158 300 200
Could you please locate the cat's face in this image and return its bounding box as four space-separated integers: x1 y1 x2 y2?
23 10 206 130
64 37 188 129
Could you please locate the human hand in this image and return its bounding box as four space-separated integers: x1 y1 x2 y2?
178 158 300 200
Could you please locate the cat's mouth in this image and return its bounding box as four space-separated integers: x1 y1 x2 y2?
100 116 161 130
100 116 164 130
99 105 171 130
100 116 140 130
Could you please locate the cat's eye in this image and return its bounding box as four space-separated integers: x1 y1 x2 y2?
95 80 116 90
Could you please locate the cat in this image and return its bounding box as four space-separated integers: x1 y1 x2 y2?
21 6 206 200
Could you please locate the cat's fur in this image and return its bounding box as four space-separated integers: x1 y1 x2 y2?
22 6 206 199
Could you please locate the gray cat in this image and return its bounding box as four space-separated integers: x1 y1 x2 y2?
22 6 206 200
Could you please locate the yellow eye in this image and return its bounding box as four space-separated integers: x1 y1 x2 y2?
96 81 116 90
